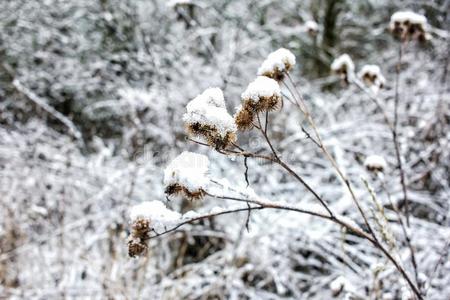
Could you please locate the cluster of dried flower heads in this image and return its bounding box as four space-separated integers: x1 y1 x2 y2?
389 11 430 42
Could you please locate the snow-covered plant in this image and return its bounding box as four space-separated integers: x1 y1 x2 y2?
331 54 355 83
257 48 296 81
235 76 282 130
389 11 430 42
358 64 386 93
183 88 237 149
163 151 210 200
364 155 387 173
304 20 319 36
129 38 432 299
128 200 181 257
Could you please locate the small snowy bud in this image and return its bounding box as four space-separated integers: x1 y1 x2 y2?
305 20 319 36
331 54 355 84
364 155 387 173
257 48 296 81
358 65 386 93
390 11 429 42
164 151 210 200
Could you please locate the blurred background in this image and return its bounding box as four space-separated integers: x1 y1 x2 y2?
0 0 449 299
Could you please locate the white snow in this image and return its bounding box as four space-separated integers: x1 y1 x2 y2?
330 276 355 295
257 48 296 77
305 20 319 32
182 210 200 219
241 76 281 102
183 88 237 138
129 200 181 229
390 11 427 27
167 0 194 8
164 151 210 192
364 155 387 171
331 54 355 75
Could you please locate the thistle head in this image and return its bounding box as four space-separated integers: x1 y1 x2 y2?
257 48 296 81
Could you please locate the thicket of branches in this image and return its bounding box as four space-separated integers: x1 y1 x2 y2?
0 0 449 299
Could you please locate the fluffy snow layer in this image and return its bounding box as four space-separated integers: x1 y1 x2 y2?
257 48 296 76
364 155 387 170
167 0 194 8
183 88 237 137
129 200 181 230
241 76 281 101
331 54 355 74
164 151 210 192
390 11 427 26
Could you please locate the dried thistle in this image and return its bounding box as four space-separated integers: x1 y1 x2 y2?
389 11 430 42
257 48 296 81
234 105 255 131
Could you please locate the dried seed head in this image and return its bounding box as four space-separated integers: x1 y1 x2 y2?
389 11 429 42
131 218 151 238
257 48 296 81
331 54 355 84
364 155 387 173
183 88 237 149
165 183 206 200
234 105 255 131
241 76 282 113
128 237 147 257
357 65 386 93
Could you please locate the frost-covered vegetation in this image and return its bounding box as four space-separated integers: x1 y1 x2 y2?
0 0 449 299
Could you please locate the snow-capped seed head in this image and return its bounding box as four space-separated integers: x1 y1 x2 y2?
257 48 296 81
358 65 386 92
129 200 181 225
390 11 429 41
128 200 181 257
183 88 237 149
164 152 210 200
234 105 255 131
364 155 387 173
241 76 282 112
305 20 319 36
331 54 355 83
